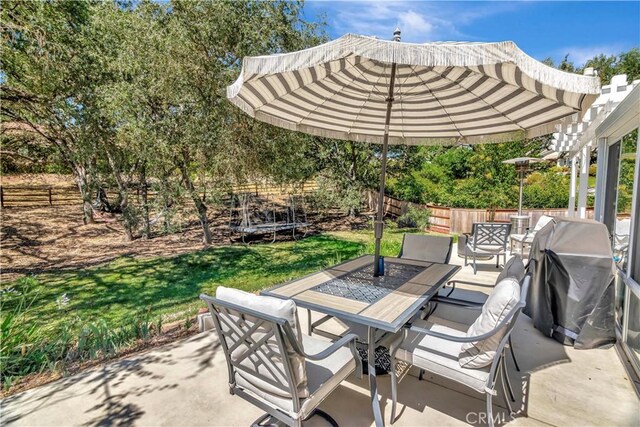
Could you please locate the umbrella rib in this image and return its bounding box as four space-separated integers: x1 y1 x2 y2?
344 60 389 136
249 57 370 110
290 64 375 127
324 60 388 101
395 66 419 140
407 65 467 140
425 67 529 133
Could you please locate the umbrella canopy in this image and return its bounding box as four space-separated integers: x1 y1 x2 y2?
227 31 600 276
228 33 600 145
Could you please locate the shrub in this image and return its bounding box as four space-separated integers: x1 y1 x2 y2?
522 170 570 208
397 205 431 230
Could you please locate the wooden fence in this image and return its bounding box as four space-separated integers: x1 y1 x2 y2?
366 191 594 235
0 185 79 207
0 180 319 208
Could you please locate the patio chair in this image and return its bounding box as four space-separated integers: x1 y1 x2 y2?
389 272 531 427
398 234 454 264
509 215 554 256
200 287 361 427
432 256 526 371
465 222 512 274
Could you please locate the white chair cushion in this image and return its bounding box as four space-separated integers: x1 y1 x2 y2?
395 319 490 393
236 334 356 418
458 277 520 368
216 287 308 398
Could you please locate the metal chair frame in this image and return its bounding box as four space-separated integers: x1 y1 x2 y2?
200 294 360 427
465 223 512 274
388 274 531 427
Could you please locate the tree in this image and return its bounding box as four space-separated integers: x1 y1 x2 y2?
583 54 617 84
1 0 104 224
616 48 640 83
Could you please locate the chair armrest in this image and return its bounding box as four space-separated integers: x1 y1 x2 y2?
440 279 492 299
305 333 360 361
446 279 494 289
429 296 483 309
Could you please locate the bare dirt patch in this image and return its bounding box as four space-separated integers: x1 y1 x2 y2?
1 202 369 283
1 173 76 187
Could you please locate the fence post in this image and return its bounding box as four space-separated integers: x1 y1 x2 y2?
48 186 53 206
0 186 3 208
255 183 259 196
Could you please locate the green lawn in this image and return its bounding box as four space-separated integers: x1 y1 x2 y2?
6 230 416 333
9 229 416 329
1 228 422 385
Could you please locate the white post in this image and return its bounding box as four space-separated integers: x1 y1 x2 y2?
578 145 590 218
594 138 608 222
568 155 578 217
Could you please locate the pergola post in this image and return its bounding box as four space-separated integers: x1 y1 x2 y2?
594 137 608 222
568 155 578 217
578 145 590 218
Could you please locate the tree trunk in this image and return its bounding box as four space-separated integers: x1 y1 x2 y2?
176 152 212 245
140 164 150 239
348 143 358 218
105 147 134 242
75 165 94 225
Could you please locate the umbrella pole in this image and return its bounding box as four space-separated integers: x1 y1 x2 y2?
373 134 390 277
373 29 400 277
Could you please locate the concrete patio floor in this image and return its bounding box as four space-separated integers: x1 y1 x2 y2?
2 251 639 426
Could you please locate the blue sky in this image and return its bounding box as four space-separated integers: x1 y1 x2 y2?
302 1 640 66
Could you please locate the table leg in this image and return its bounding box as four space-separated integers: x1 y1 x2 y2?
368 326 384 427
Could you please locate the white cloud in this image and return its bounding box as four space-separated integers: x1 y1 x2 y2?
320 0 523 42
553 44 625 66
398 10 434 38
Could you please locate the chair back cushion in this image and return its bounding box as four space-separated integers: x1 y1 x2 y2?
399 234 453 263
496 256 525 283
459 277 520 368
215 287 308 400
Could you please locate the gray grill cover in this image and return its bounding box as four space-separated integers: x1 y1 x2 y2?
524 217 616 349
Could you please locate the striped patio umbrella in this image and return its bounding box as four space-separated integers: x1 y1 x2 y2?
227 30 600 276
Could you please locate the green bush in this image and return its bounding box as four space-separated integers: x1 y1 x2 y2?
309 176 365 216
523 171 570 208
397 205 431 229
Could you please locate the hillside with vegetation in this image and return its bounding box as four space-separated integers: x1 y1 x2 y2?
2 1 640 244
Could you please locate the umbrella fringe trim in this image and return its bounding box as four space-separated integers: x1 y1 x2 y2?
231 35 600 95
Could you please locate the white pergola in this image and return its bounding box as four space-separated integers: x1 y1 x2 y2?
551 72 640 218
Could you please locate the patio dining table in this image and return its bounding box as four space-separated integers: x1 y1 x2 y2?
262 255 460 427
